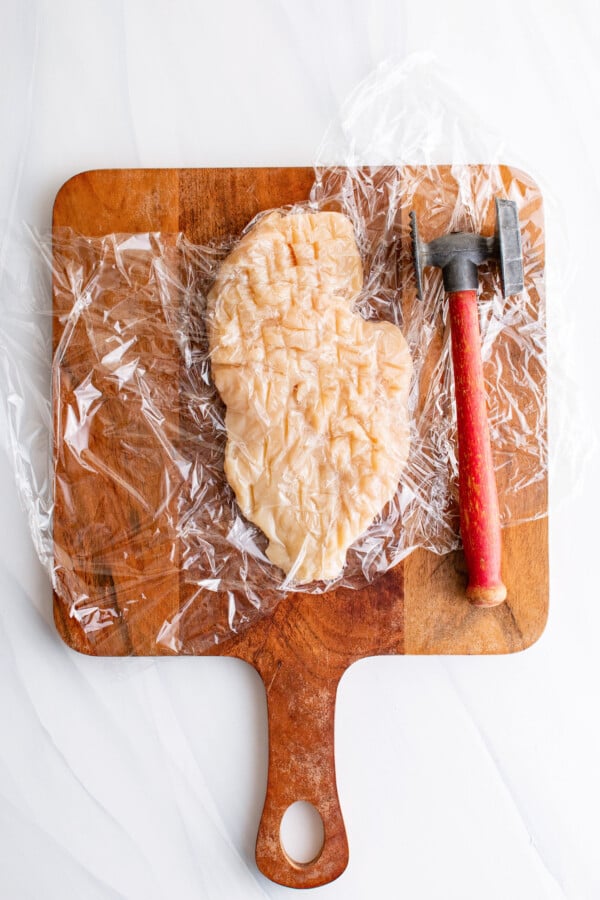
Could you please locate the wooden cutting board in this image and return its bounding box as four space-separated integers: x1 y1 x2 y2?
52 167 548 888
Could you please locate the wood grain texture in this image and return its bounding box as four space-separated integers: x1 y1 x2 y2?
52 167 548 887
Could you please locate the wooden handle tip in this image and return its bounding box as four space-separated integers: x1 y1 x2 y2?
467 583 507 607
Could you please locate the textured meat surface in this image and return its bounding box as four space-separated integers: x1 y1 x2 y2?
207 211 412 583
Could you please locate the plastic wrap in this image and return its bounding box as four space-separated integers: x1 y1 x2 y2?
0 59 548 654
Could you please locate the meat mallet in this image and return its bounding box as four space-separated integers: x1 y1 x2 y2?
409 199 524 607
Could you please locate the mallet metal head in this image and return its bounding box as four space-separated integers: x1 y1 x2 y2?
409 198 524 300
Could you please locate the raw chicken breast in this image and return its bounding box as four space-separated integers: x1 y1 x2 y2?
208 211 412 584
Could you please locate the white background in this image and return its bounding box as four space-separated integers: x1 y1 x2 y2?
1 1 599 898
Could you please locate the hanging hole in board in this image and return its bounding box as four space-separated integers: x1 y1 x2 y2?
279 801 325 866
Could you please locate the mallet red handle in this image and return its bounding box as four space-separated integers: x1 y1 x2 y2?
448 290 507 607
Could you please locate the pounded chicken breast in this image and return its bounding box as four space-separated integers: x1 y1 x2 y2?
208 211 412 583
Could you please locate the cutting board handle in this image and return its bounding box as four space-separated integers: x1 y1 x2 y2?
254 663 348 888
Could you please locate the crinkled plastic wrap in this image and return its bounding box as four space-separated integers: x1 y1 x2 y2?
0 59 547 653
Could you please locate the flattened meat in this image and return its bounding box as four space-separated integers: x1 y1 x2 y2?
208 211 412 583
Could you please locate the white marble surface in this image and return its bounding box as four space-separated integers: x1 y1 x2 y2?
1 1 600 897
